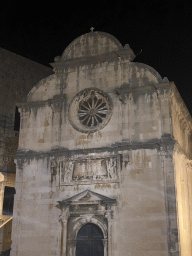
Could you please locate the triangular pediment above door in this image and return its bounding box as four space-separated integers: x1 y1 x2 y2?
58 189 116 206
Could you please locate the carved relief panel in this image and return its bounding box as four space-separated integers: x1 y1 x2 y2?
60 161 74 184
50 154 122 186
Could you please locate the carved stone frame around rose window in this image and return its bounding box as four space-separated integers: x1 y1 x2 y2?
68 88 113 133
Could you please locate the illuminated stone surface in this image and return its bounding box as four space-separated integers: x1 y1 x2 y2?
10 31 192 256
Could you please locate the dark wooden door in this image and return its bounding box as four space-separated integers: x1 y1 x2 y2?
76 223 104 256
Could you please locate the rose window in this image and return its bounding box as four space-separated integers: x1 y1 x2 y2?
78 91 109 128
69 88 113 133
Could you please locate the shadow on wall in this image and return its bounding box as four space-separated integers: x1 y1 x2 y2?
0 249 10 256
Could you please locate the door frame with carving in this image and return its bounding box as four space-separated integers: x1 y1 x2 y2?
58 189 116 256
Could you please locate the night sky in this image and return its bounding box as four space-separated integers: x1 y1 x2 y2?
1 0 192 113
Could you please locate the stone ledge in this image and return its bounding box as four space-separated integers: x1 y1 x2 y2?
15 137 176 159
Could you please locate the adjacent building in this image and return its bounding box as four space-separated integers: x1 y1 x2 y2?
0 47 53 253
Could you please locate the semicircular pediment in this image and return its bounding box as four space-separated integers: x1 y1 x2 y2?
61 31 123 60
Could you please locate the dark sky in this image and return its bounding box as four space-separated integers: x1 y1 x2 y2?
1 0 192 112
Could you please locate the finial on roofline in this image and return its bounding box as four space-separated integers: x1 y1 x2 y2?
90 27 94 32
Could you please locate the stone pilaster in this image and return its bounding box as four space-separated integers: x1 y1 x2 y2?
105 204 114 256
59 206 70 256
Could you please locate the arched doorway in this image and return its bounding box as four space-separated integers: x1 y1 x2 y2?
76 223 104 256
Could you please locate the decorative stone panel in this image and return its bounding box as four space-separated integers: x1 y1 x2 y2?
50 153 121 186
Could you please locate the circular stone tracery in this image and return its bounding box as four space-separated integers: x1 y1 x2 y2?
78 91 108 128
69 88 113 133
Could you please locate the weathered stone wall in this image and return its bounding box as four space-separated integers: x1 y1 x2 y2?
173 150 192 256
116 148 169 255
18 62 171 153
12 147 172 256
170 83 192 157
170 85 192 256
14 72 176 256
11 157 61 255
11 32 181 256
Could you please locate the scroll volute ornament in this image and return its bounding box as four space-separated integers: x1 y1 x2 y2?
59 205 70 223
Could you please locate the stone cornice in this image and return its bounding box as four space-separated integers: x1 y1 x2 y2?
115 82 170 104
50 48 135 72
16 95 66 110
174 141 192 163
14 137 176 159
17 83 171 110
58 189 116 206
15 138 192 166
116 82 170 95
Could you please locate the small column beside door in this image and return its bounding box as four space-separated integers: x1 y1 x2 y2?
59 205 70 256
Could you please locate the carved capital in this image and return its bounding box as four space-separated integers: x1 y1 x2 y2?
160 141 175 156
119 94 129 104
102 239 108 246
104 203 115 221
105 210 113 221
50 99 63 113
67 240 77 246
59 206 70 223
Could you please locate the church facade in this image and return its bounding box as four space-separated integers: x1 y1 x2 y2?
10 31 192 256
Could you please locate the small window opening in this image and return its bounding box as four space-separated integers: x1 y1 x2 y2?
14 106 20 131
2 186 16 215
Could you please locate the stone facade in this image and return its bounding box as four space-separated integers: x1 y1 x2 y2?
10 31 192 256
0 47 53 253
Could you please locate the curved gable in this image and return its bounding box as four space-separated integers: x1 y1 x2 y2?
62 31 123 60
27 74 59 102
128 62 162 86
